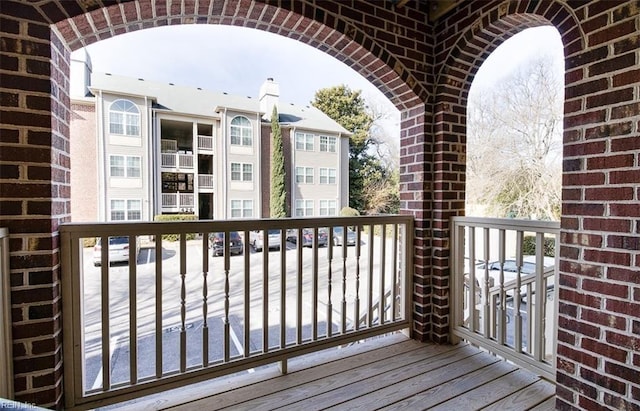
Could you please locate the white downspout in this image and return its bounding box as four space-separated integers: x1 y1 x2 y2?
221 108 228 219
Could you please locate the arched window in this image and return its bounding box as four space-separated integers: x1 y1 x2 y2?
109 99 140 136
230 116 252 146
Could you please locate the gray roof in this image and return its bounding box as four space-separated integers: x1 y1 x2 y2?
89 72 350 136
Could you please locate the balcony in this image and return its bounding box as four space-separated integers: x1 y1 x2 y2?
162 193 195 212
198 135 214 152
59 216 557 410
161 152 194 170
198 174 214 190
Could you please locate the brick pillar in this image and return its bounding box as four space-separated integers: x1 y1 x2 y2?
399 104 434 342
0 4 69 409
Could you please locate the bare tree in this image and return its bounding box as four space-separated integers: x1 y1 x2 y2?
467 56 563 220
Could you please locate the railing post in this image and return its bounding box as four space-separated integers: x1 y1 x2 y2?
0 228 13 399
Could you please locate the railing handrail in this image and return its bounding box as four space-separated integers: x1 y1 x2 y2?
451 216 560 233
60 214 413 235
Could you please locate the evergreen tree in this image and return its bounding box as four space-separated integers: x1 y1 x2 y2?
269 106 287 217
312 85 390 213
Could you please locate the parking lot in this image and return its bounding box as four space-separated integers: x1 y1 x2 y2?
80 235 397 391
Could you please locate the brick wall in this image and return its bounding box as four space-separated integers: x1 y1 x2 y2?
0 0 638 409
70 102 98 222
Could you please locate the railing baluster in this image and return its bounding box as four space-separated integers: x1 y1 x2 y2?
515 231 524 353
262 229 269 353
243 230 250 358
482 227 490 337
312 229 320 341
326 227 333 338
392 223 399 321
100 236 110 391
180 235 187 373
341 225 347 334
296 228 303 345
367 226 374 327
280 230 286 350
354 226 361 331
155 237 163 378
223 230 230 362
129 236 138 384
202 233 209 367
380 225 387 325
498 229 506 345
468 227 477 332
534 232 545 361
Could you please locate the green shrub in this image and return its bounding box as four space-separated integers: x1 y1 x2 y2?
154 214 198 241
339 206 360 217
522 235 556 257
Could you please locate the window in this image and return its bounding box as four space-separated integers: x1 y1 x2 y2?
109 99 140 136
320 136 337 152
295 167 313 184
110 155 141 178
295 132 314 151
231 199 253 218
319 200 337 216
319 168 337 184
231 162 253 181
295 199 314 217
110 199 142 221
230 116 252 146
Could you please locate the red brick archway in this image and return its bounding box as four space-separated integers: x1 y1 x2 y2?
426 2 582 342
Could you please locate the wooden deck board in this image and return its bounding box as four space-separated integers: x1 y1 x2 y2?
102 333 555 411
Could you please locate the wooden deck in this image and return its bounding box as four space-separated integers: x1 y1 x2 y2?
102 333 556 411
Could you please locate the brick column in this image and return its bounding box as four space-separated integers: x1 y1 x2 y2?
0 4 69 409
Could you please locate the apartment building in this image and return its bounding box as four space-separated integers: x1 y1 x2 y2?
70 51 350 222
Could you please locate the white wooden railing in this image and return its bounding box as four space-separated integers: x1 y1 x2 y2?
198 135 214 151
60 215 413 410
161 153 194 170
198 174 214 189
161 193 195 211
450 217 559 381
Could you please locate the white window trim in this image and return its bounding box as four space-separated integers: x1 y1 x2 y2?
109 198 142 221
295 199 314 217
319 167 337 184
295 132 314 151
319 199 337 216
109 99 140 137
230 116 253 147
110 155 141 178
230 199 253 218
231 162 253 182
320 135 337 152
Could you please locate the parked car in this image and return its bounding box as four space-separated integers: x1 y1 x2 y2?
250 229 282 251
209 231 243 256
286 228 328 247
93 236 140 266
472 255 556 300
331 226 357 246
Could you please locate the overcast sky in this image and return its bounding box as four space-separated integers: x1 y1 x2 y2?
71 24 562 140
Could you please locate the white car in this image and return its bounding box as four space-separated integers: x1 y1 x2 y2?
470 255 555 300
93 236 140 266
249 229 282 251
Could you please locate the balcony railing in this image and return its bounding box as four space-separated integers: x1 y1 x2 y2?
450 217 559 381
198 174 214 190
161 153 194 170
161 193 195 212
197 135 214 152
60 215 413 410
